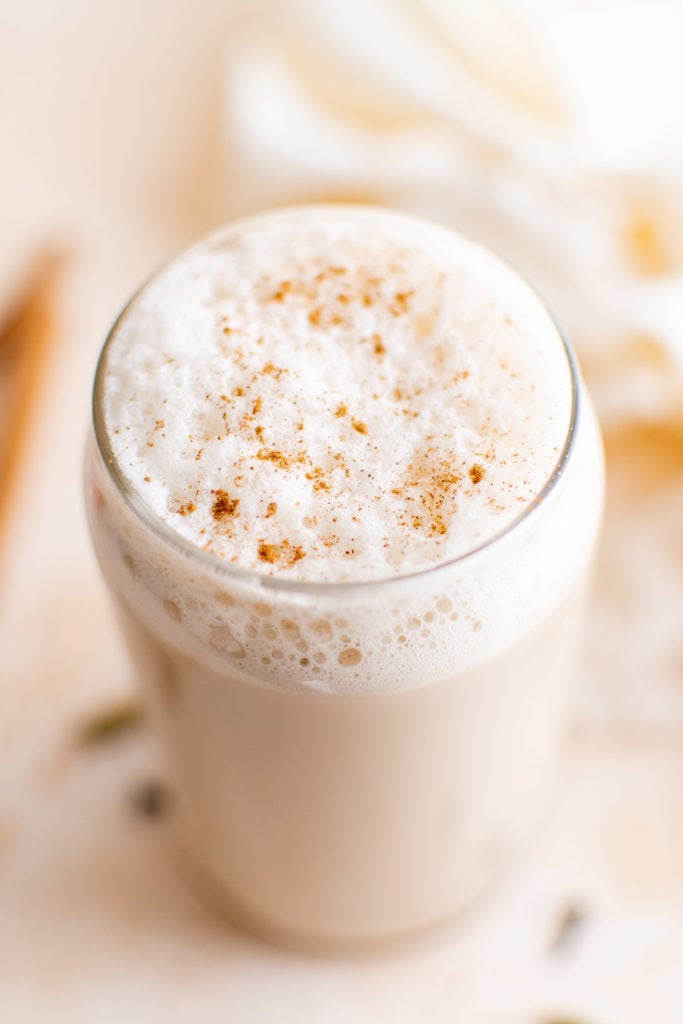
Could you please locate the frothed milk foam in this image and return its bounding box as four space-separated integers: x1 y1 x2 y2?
106 206 570 582
88 206 603 941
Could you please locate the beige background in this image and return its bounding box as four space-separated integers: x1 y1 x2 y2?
1 2 682 1021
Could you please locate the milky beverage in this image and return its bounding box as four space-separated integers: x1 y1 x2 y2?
86 206 603 944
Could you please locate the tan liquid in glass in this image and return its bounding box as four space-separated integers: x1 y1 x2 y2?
86 206 603 945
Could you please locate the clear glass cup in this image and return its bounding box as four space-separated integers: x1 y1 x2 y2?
85 211 604 948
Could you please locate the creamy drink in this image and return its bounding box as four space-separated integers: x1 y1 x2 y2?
85 206 603 945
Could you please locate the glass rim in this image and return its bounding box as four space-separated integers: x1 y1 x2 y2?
92 204 580 599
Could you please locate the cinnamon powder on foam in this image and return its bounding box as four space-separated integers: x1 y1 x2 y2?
103 207 571 582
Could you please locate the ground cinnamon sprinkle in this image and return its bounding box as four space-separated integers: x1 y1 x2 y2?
271 280 292 302
315 265 346 282
431 514 447 536
469 463 485 484
256 447 295 470
261 361 286 380
433 469 460 490
287 543 306 565
305 466 330 491
258 541 280 563
258 539 306 566
390 290 413 316
176 501 196 516
211 489 239 520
